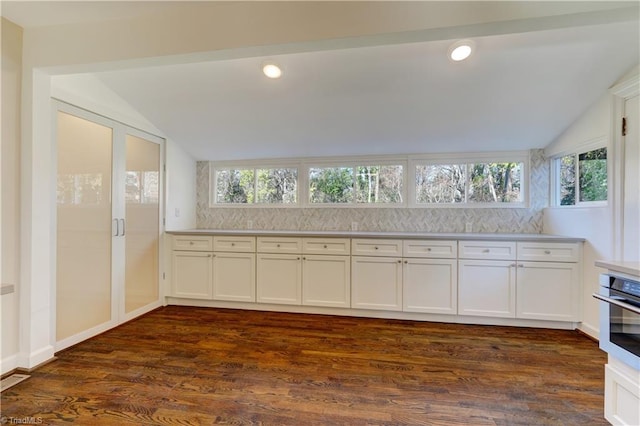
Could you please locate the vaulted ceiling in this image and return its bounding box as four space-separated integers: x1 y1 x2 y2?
3 1 639 161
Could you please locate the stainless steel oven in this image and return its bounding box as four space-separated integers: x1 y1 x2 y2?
594 273 640 370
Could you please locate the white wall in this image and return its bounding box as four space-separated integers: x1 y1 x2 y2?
1 17 23 374
542 80 631 338
165 140 197 230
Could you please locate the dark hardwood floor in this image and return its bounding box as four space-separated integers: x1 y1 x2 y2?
1 306 607 425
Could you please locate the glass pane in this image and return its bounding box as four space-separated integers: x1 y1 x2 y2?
415 164 465 203
355 165 403 203
309 167 354 203
216 169 255 203
256 168 297 204
56 111 113 341
579 148 607 202
559 155 576 206
125 134 160 314
468 162 522 203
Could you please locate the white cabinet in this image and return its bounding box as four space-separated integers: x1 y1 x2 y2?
402 240 457 315
212 236 256 302
171 237 213 299
256 237 351 307
458 240 580 321
302 255 351 308
172 235 256 302
351 256 403 311
458 260 516 318
605 357 640 426
516 261 579 321
403 258 458 314
257 253 302 305
256 237 303 305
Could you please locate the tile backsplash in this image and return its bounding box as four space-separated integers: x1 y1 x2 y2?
196 150 548 233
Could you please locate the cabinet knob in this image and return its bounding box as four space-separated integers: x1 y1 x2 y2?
208 254 212 258
397 260 402 263
427 248 432 251
374 246 379 250
404 260 408 264
297 257 301 260
231 242 235 246
323 245 328 249
277 244 281 248
544 250 551 254
482 249 490 253
510 263 516 267
189 241 194 245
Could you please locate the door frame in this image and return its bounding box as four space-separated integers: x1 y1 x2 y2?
610 77 640 260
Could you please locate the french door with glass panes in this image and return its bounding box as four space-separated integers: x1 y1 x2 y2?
55 101 164 351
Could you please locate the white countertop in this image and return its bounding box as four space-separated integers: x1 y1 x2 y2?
595 260 640 278
166 229 584 243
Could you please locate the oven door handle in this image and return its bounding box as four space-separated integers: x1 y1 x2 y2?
593 293 640 315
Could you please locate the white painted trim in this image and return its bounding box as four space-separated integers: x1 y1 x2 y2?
0 354 19 376
610 75 640 260
579 321 599 341
165 297 579 331
18 345 55 370
55 321 117 352
209 150 531 209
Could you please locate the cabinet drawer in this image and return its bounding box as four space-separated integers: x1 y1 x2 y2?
351 239 403 257
403 240 457 259
517 242 579 262
257 237 302 254
458 241 516 260
303 238 351 255
172 235 213 251
213 236 256 253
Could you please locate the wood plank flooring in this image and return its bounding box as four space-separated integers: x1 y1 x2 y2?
1 306 607 425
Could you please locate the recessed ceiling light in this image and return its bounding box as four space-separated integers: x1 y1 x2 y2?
262 63 282 79
448 40 475 62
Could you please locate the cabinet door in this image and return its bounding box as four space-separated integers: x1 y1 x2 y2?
171 251 213 299
213 253 256 302
351 256 403 311
516 261 579 321
458 260 516 318
302 255 350 308
403 259 457 315
256 254 302 305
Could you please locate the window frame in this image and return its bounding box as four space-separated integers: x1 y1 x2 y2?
210 161 300 208
550 141 609 208
209 151 530 209
408 151 529 209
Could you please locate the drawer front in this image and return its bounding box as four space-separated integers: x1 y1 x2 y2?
213 236 256 253
517 242 579 262
403 240 457 259
351 239 403 257
172 235 213 251
257 237 303 254
303 238 351 255
458 241 516 260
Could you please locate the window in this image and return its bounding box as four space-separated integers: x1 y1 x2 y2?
309 164 403 205
555 147 607 206
215 167 297 205
414 161 523 205
210 152 527 208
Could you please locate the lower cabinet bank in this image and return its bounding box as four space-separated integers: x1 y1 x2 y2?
168 233 582 329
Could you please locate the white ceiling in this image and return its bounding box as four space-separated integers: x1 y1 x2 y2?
4 2 639 161
94 21 638 160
